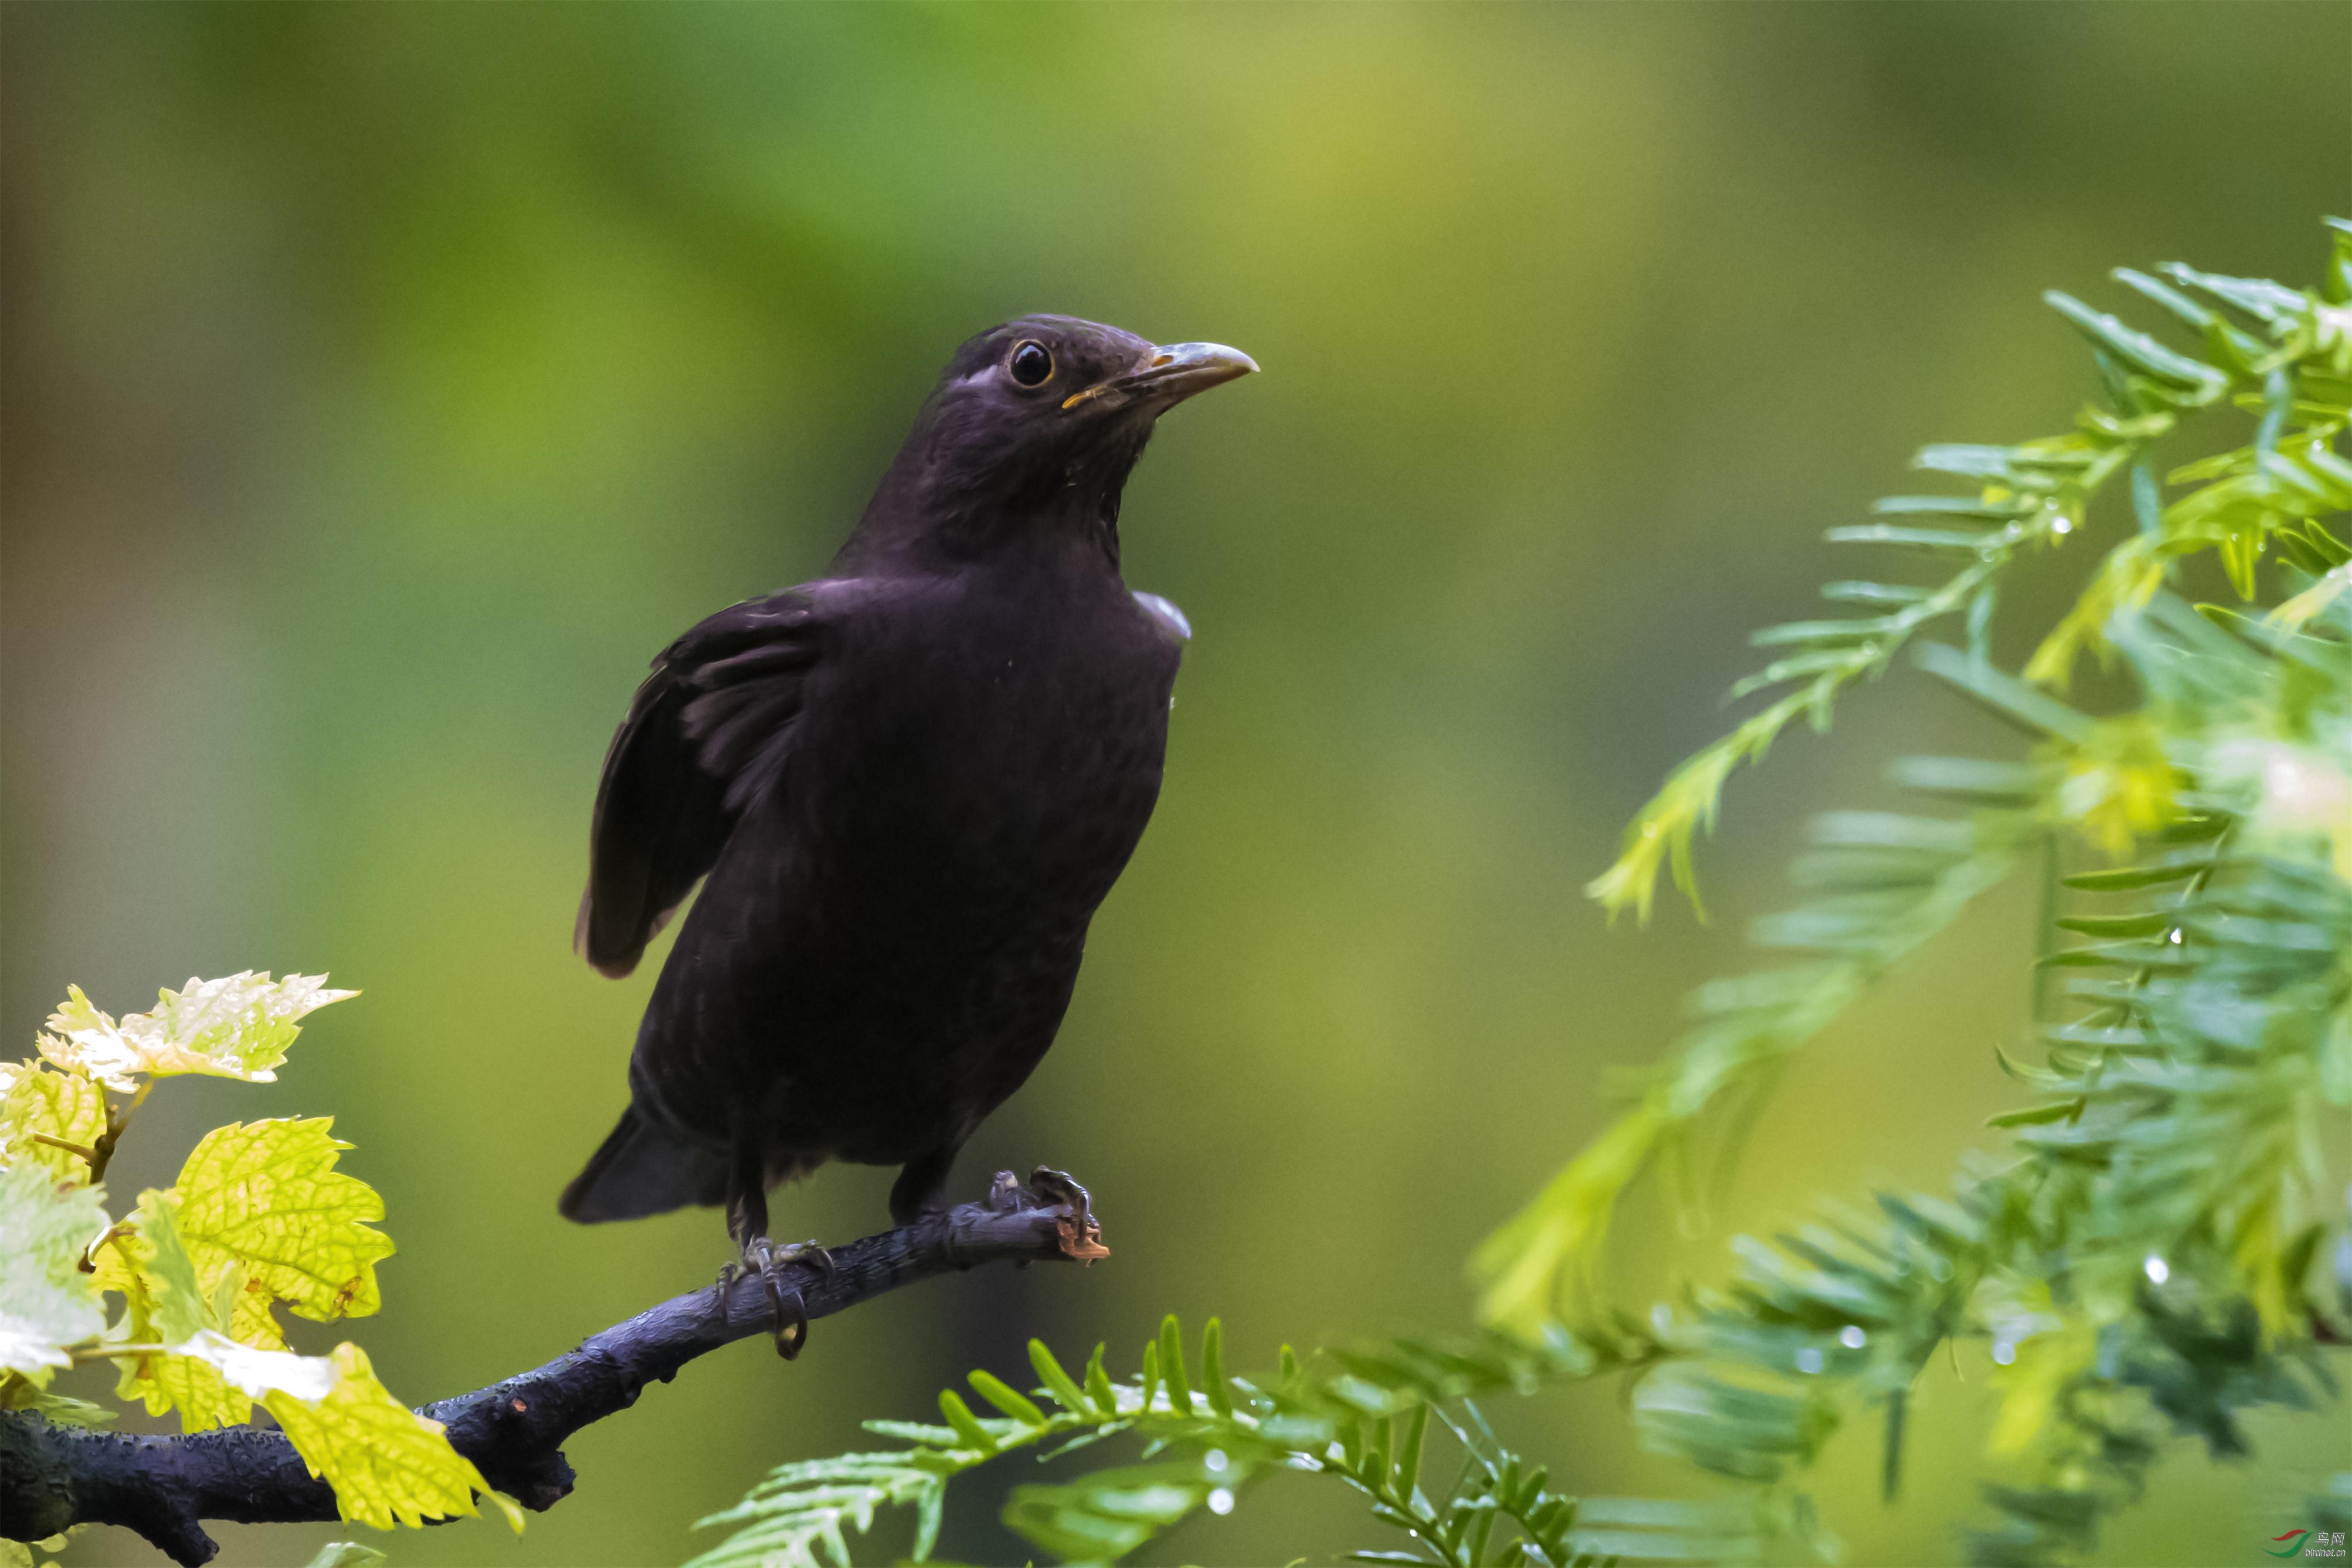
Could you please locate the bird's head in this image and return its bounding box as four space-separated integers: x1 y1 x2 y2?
851 314 1257 566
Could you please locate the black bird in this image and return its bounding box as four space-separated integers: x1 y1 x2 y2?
561 316 1255 1314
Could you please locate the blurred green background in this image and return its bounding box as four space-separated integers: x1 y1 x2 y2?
3 5 2344 1566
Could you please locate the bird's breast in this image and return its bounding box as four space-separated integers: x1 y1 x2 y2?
784 571 1179 944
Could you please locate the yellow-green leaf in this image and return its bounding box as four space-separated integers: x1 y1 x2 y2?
266 1342 525 1533
2054 716 2179 858
0 1164 108 1376
1470 1101 1669 1336
101 1190 311 1431
173 1118 394 1323
113 1191 257 1430
136 1189 214 1343
1989 1320 2096 1457
40 972 357 1092
0 1061 106 1185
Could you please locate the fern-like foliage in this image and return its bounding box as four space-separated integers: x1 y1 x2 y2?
1483 220 2352 1336
687 1318 1726 1568
1475 222 2352 1566
1587 223 2352 926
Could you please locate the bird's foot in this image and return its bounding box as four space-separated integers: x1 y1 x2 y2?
718 1237 835 1359
1026 1166 1111 1264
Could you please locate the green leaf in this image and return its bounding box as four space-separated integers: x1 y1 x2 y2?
172 1118 395 1323
2044 290 2228 396
1872 494 2038 519
39 973 356 1092
266 1342 523 1532
0 1377 115 1429
1985 1100 2085 1129
2061 850 2217 890
0 1061 107 1186
0 1165 108 1376
1393 1401 1428 1496
689 1454 953 1568
1202 1318 1233 1418
1158 1315 1193 1414
1821 581 1930 606
108 1190 325 1431
1824 524 2000 552
1084 1342 1118 1416
1029 1338 1091 1414
297 1544 387 1568
967 1369 1044 1427
1003 1460 1217 1564
937 1389 998 1454
1886 756 2038 803
1913 642 2093 741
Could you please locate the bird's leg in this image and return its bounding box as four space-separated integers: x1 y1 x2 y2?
735 1236 830 1360
889 1142 963 1226
716 1149 835 1359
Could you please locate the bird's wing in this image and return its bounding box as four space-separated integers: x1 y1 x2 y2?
575 588 830 977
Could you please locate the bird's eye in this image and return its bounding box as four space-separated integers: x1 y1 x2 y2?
1008 341 1054 387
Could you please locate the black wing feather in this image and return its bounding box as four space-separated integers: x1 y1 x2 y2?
575 590 827 976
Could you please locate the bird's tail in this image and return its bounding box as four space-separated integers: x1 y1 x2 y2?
559 1105 730 1223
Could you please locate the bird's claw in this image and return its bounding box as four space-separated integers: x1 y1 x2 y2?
719 1237 834 1358
1027 1166 1110 1264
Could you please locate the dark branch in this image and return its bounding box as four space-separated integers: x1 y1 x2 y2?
0 1167 1108 1567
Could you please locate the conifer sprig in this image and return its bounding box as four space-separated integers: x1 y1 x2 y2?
1590 224 2352 926
1472 224 2352 1566
687 1319 1725 1568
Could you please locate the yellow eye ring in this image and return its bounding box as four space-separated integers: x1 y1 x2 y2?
1008 340 1054 388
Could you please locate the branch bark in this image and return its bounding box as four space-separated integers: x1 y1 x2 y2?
0 1167 1109 1567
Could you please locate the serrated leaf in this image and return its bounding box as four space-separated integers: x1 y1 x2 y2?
39 973 356 1092
0 1061 107 1185
106 1190 306 1430
266 1342 522 1532
171 1118 393 1323
0 1163 108 1376
134 1189 213 1343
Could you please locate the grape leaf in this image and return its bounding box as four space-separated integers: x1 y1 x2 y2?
102 1187 325 1430
101 1192 264 1428
40 972 357 1092
107 1194 520 1531
172 1118 393 1323
0 1061 106 1185
0 1163 108 1376
266 1342 525 1533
